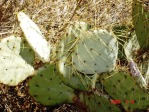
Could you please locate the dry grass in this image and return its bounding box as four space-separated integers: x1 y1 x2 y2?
0 0 132 41
0 0 132 111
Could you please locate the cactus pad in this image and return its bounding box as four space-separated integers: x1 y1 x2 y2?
17 11 51 62
132 0 149 49
77 92 121 112
0 36 34 86
99 71 149 111
29 64 75 106
72 29 118 74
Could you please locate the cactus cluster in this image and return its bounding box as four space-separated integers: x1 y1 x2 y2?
56 22 118 92
1 0 149 111
28 63 121 111
28 18 149 111
14 10 149 111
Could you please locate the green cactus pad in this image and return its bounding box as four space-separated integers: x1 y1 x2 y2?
77 92 121 112
99 71 149 111
29 64 75 106
0 36 34 86
72 29 118 74
20 39 35 66
132 0 149 49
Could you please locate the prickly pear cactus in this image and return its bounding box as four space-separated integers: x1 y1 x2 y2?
72 29 118 74
132 0 149 49
20 39 35 66
28 63 122 111
29 64 76 106
58 22 118 74
56 22 118 91
99 71 149 111
0 36 34 86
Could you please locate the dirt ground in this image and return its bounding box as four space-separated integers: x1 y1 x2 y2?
0 0 132 111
